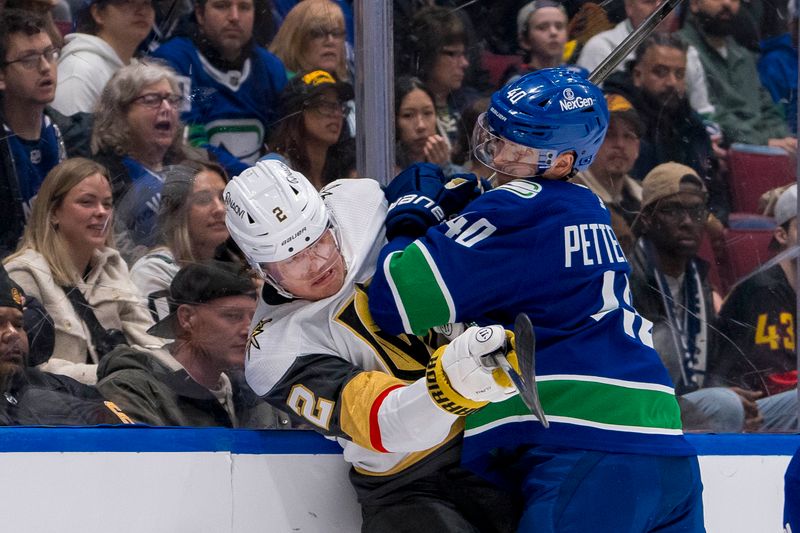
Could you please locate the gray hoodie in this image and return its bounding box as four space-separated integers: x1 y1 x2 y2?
52 33 124 115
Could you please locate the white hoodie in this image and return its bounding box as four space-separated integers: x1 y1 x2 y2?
52 33 124 115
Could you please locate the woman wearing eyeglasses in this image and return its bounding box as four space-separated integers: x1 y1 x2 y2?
52 0 155 115
91 61 207 263
398 6 479 157
269 1 355 137
269 0 349 82
264 69 354 190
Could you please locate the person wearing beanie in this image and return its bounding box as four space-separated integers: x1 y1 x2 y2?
97 260 291 428
0 263 132 425
708 184 799 431
629 162 797 432
501 0 588 85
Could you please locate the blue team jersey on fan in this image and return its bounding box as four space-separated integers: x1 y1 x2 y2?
368 178 694 462
151 37 287 175
5 116 65 217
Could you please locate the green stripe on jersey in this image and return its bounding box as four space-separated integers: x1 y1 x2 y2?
466 378 682 433
386 243 452 335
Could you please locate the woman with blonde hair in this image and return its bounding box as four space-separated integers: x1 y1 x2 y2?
269 0 349 81
3 158 164 384
131 159 243 320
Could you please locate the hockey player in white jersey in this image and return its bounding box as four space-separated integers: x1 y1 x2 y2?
223 160 521 532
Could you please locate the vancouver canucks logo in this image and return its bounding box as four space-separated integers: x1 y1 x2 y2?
246 317 271 360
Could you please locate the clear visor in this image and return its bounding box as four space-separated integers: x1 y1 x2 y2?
472 113 554 178
260 228 341 284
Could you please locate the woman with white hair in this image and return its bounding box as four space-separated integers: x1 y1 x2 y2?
91 60 207 263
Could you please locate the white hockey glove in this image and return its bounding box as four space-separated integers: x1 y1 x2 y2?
426 325 519 416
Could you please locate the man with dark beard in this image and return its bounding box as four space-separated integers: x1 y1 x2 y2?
679 0 796 154
0 264 132 425
605 34 727 218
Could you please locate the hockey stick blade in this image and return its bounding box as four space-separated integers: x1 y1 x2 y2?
512 313 548 427
589 0 683 85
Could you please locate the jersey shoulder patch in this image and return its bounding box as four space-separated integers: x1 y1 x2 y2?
494 179 543 199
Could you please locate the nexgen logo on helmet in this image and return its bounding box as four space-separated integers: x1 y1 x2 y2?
558 91 594 111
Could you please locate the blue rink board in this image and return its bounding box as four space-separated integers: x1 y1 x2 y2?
0 426 798 455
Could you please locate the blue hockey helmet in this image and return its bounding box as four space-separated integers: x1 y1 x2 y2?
473 67 609 177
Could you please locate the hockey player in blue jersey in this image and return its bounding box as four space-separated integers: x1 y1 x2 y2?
367 68 705 532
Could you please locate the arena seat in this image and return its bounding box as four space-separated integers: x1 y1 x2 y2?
480 50 522 89
727 143 796 213
717 214 776 291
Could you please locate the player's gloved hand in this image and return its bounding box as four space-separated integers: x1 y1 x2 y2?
384 163 489 240
426 325 518 416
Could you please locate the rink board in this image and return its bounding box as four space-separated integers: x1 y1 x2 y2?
0 427 796 532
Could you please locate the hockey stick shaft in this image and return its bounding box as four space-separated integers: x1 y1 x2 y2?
588 0 684 85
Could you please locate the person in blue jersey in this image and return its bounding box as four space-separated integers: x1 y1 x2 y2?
368 68 704 532
0 9 67 258
150 0 287 177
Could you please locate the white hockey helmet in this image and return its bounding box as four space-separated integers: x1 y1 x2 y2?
224 160 330 278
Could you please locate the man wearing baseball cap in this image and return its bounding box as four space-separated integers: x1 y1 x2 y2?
97 260 290 428
709 184 799 431
629 163 797 432
0 264 131 425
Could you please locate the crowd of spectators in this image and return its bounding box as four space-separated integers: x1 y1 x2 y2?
0 0 797 436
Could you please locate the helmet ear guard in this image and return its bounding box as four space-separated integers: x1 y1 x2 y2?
476 67 609 176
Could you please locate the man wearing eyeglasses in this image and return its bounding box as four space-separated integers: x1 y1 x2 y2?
628 162 795 432
0 9 66 258
150 0 287 178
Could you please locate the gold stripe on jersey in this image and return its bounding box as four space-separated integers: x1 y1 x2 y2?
352 418 465 477
334 283 434 381
340 371 409 451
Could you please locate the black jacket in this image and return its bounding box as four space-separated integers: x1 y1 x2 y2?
0 368 127 426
